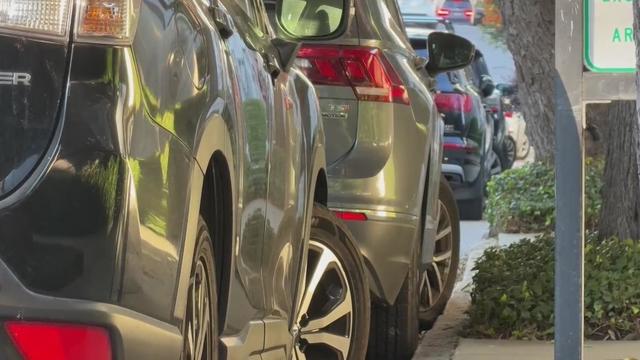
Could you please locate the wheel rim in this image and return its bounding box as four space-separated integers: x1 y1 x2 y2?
419 199 454 311
295 241 353 360
504 138 516 165
185 256 213 360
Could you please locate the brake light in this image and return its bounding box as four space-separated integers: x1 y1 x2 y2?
437 8 450 17
297 45 410 105
464 10 473 17
444 142 478 154
333 211 368 222
504 111 514 118
5 322 112 360
0 0 139 44
435 93 473 113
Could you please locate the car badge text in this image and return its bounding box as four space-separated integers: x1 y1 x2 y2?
0 72 31 86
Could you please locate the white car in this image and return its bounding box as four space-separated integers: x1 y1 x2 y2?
504 111 531 160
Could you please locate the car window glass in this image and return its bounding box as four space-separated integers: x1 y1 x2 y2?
280 0 345 37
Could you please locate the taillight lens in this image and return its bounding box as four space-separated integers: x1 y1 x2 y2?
437 8 450 17
464 9 473 17
444 140 479 154
0 0 72 40
435 93 473 113
297 45 410 105
5 321 112 360
0 0 139 44
75 0 139 44
504 111 514 118
333 211 368 222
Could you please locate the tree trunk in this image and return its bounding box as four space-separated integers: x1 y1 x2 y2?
496 0 555 163
598 101 640 240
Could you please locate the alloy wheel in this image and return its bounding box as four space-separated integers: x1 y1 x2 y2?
419 199 454 311
490 150 503 176
295 241 354 360
185 256 214 360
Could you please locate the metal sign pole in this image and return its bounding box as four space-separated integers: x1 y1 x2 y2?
555 1 585 359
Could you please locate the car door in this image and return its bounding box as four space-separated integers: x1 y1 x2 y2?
217 0 275 330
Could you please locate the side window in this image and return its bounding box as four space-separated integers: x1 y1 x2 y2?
280 0 346 37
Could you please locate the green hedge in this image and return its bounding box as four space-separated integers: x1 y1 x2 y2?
467 233 640 340
485 160 603 234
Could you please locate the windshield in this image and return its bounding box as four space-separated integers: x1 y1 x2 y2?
397 0 436 16
443 0 471 9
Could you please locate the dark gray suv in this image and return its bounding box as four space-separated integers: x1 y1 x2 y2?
0 0 372 359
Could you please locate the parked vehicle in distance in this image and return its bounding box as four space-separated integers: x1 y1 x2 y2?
499 83 531 160
0 0 371 359
267 1 474 358
410 29 494 220
469 50 514 169
437 0 475 24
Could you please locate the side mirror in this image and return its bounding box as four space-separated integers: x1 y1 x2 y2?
425 32 475 77
277 0 348 38
480 75 495 97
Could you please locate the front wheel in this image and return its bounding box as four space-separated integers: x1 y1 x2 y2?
500 137 517 170
418 179 460 325
294 205 370 360
183 217 219 360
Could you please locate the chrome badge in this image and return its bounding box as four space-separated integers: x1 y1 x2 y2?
0 72 31 86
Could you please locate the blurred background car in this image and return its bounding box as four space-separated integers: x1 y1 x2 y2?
498 83 532 161
437 0 475 25
266 1 474 358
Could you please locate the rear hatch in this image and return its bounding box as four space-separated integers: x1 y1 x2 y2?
0 2 72 198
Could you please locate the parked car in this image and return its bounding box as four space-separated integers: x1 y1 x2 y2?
437 0 475 24
499 83 531 160
469 50 514 169
0 1 371 359
266 1 473 358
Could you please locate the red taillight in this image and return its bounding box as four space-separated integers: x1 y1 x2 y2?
504 111 514 118
444 142 478 154
435 93 473 113
437 8 450 17
5 322 112 360
297 45 410 105
333 211 368 222
464 9 473 17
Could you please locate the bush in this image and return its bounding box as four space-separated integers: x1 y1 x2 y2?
467 233 640 340
485 159 603 234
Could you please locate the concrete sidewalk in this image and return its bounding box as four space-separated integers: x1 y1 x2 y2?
454 339 640 360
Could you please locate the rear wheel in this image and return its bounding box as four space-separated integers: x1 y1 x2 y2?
418 180 460 325
294 205 370 360
501 136 517 169
183 217 218 360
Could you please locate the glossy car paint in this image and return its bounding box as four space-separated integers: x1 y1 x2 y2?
283 0 443 304
0 0 327 358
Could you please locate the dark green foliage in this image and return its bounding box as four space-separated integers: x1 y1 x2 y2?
467 233 640 340
485 160 603 234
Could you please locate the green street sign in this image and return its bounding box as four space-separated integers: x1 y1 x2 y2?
584 0 636 73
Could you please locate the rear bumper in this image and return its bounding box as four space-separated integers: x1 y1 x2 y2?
330 207 419 305
0 260 182 360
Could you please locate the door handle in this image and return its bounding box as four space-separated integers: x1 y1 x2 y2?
209 5 233 39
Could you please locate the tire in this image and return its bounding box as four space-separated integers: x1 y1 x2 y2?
500 137 517 170
294 205 370 360
183 217 219 360
459 195 484 221
418 179 461 325
367 238 419 360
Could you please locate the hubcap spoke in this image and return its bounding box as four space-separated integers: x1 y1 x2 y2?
295 347 308 360
433 250 452 263
303 290 352 332
298 248 338 321
435 225 452 242
301 332 350 358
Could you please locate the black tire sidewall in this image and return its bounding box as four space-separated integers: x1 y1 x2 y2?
310 205 370 360
184 217 219 360
419 179 461 325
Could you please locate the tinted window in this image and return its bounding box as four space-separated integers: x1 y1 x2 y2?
280 0 345 37
435 73 456 92
443 0 471 9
